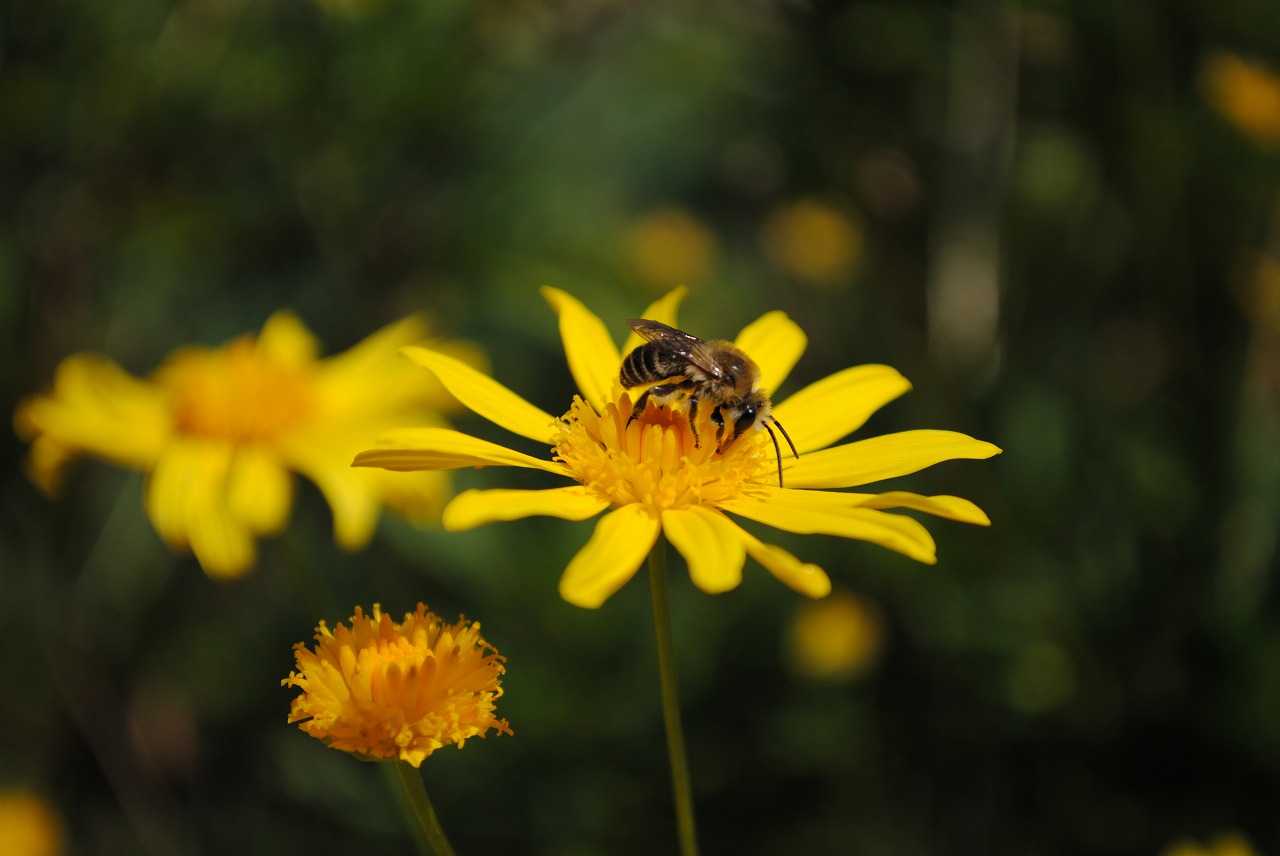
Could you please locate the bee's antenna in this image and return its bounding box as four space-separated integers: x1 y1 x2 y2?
762 417 799 488
772 417 799 459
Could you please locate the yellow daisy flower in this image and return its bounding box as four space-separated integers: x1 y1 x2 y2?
14 312 474 578
355 288 1001 608
282 604 511 768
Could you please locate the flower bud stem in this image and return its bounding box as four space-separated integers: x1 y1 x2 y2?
394 761 458 856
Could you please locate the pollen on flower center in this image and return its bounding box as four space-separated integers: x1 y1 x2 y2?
161 339 316 443
553 393 771 511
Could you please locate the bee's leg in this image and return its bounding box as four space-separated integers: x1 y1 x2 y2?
627 383 681 425
710 408 727 452
627 389 652 425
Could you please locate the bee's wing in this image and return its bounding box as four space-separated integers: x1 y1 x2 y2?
627 318 703 346
626 318 724 380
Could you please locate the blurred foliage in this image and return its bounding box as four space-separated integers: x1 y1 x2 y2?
3 0 1280 853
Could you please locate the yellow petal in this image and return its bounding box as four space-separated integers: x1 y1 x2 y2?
226 445 293 534
661 506 746 594
745 485 992 526
782 430 1002 489
374 469 451 528
443 486 609 531
720 496 937 563
145 439 210 549
20 436 78 494
541 287 621 410
15 354 171 474
734 311 807 395
399 347 556 443
858 491 991 526
736 529 832 598
620 286 688 356
290 444 383 549
742 483 988 524
558 504 661 608
354 427 568 476
258 310 322 365
188 491 258 579
770 365 913 454
145 439 257 578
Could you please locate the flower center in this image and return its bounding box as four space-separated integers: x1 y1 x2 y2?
553 392 772 511
160 337 316 444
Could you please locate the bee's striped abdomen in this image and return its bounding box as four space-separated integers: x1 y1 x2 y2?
621 344 669 388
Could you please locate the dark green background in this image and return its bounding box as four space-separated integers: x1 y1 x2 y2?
3 0 1279 853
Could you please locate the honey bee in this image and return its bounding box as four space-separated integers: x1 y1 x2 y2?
620 318 799 486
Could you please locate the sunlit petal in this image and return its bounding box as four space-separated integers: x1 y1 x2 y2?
558 504 661 608
734 311 807 395
354 427 568 475
744 484 991 526
720 496 937 563
857 491 991 525
771 364 913 454
620 286 689 356
661 506 746 594
541 287 621 410
443 486 609 531
782 430 1002 489
400 346 557 443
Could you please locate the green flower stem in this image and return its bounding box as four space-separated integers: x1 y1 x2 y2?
393 760 458 856
648 537 701 856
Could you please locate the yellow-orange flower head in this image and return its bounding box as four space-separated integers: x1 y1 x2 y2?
355 287 1001 608
282 604 511 768
14 313 480 578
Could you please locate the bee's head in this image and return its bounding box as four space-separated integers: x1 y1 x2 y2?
723 393 771 443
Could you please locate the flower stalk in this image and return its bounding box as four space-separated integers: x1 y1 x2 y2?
394 761 458 856
648 536 700 856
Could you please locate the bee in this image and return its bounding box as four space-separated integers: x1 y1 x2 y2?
620 318 799 486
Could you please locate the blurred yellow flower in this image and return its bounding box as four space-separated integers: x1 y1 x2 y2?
1160 831 1257 856
1235 251 1280 336
623 206 718 290
282 604 511 768
15 312 474 578
762 199 863 285
785 589 883 680
355 287 999 608
1202 51 1280 148
0 792 62 856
